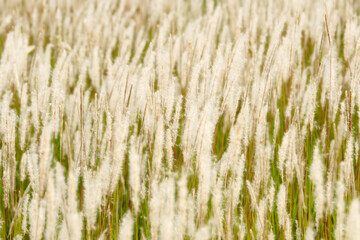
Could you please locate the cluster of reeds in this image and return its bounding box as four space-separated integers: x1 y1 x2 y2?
0 0 359 239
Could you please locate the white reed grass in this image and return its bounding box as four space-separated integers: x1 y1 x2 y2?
310 143 325 227
118 212 134 240
0 1 359 239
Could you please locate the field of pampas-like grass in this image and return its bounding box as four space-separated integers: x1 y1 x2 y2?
0 0 360 239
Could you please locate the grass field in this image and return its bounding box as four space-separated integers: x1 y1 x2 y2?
0 0 360 239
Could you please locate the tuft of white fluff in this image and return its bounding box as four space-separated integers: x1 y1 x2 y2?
345 199 360 240
118 212 134 240
309 143 325 227
21 194 30 234
110 113 129 194
160 178 175 240
153 115 164 177
277 184 287 228
129 136 141 214
305 223 315 240
195 226 210 240
45 170 57 240
19 83 28 150
344 135 355 191
335 170 346 240
29 195 46 240
150 179 160 240
177 173 188 240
